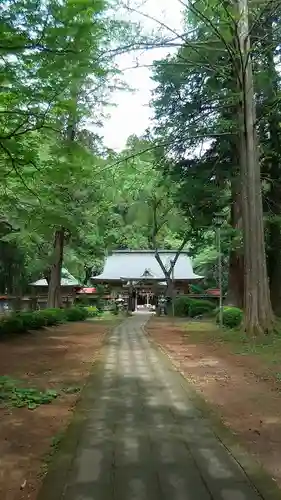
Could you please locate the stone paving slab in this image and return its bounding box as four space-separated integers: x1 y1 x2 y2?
63 314 263 500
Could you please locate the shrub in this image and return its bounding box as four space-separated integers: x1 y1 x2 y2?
0 306 89 336
0 376 58 409
39 308 66 326
85 306 100 318
0 315 25 335
64 306 88 322
188 299 216 317
18 312 46 330
174 296 192 316
173 296 217 317
219 306 243 328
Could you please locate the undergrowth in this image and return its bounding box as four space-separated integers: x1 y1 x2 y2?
0 376 81 410
0 306 89 338
183 320 281 380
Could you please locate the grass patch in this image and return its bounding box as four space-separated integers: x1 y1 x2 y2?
0 376 58 410
42 430 66 474
0 377 82 410
88 311 124 322
50 432 64 453
61 386 81 395
183 319 281 375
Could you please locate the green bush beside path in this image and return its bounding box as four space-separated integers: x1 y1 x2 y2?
0 306 89 337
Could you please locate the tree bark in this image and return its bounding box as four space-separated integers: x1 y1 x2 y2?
266 120 281 316
12 296 22 312
226 251 244 308
225 179 244 308
46 88 77 309
268 224 281 315
260 14 281 316
83 266 93 286
47 228 65 308
236 0 273 334
127 282 134 312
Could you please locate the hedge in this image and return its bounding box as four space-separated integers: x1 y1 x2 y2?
217 306 243 329
174 296 216 317
174 296 191 316
188 299 216 317
0 307 89 337
64 306 89 322
38 308 66 326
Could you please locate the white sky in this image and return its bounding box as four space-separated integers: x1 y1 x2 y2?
101 0 184 151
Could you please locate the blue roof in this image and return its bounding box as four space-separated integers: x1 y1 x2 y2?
92 250 202 282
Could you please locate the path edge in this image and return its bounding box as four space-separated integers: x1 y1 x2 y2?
37 318 123 500
144 321 281 500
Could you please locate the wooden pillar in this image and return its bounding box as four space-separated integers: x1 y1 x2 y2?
128 281 133 311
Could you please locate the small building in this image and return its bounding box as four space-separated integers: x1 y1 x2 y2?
91 250 202 311
76 287 113 307
30 268 81 308
77 287 98 306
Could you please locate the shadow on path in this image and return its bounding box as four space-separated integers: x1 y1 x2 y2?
40 315 273 500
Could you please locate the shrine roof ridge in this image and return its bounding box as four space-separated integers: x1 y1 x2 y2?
110 249 189 254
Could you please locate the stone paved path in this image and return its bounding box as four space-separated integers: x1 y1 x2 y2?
64 314 262 500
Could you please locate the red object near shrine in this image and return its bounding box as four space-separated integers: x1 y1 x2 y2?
206 288 220 296
78 287 97 294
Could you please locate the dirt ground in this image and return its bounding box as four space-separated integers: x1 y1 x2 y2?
0 319 113 500
147 317 281 488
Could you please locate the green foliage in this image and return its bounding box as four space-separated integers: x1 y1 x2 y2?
17 311 46 330
0 316 26 335
1 0 280 334
152 25 232 233
97 137 187 252
85 306 100 317
193 240 229 292
174 296 192 317
0 376 58 410
0 307 88 336
174 296 216 317
219 306 243 329
1 0 111 163
148 13 239 298
64 307 88 322
0 0 133 293
188 299 216 318
39 308 66 326
149 0 281 331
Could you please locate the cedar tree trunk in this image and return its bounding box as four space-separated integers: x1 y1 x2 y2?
236 0 273 334
47 228 65 308
225 179 244 308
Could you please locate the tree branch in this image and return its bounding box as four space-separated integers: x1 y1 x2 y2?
0 141 40 199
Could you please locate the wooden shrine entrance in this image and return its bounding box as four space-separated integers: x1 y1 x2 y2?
124 278 165 312
91 250 203 312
